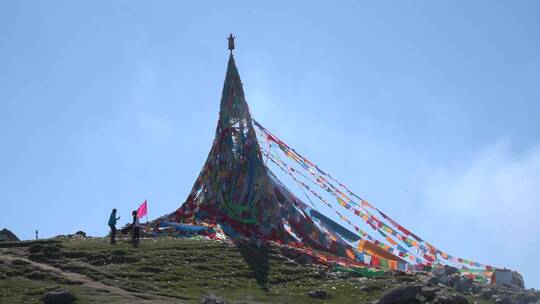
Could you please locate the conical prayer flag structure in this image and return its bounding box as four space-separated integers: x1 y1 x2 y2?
173 54 288 238
154 39 502 282
155 53 361 257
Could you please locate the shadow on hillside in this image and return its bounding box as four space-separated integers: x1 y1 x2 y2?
236 242 270 290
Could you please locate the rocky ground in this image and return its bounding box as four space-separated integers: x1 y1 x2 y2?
0 237 538 303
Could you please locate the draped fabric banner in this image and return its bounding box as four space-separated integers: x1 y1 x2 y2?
253 119 495 274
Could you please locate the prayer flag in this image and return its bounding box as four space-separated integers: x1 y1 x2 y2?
137 199 148 218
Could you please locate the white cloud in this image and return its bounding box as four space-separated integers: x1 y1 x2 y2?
421 140 540 288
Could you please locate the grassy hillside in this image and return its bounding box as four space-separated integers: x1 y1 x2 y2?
0 237 490 304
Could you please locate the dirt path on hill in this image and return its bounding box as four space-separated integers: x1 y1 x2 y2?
0 251 186 304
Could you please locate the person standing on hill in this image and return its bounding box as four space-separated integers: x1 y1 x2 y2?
131 210 141 248
108 209 120 244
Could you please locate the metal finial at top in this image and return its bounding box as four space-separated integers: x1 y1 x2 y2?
228 34 235 53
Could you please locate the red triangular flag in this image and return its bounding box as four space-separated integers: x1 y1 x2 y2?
137 199 147 218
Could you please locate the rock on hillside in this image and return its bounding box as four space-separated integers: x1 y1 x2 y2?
0 228 20 242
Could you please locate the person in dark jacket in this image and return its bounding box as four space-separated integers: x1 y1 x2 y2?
108 209 121 244
131 210 141 247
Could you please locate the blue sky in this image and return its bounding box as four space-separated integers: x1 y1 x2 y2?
1 1 539 288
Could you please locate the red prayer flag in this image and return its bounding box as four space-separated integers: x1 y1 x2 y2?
137 199 148 218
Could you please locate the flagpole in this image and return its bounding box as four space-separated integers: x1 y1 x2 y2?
145 198 149 234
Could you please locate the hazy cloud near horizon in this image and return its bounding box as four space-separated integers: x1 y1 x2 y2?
420 140 540 288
